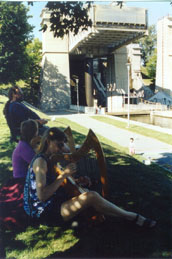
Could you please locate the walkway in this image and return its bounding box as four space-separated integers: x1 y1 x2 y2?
49 113 172 172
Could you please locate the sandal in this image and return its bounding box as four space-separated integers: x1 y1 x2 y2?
134 214 157 228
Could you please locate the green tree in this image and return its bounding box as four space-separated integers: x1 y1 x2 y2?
146 48 157 80
137 25 157 66
25 38 42 88
41 1 92 38
0 2 33 84
24 38 42 105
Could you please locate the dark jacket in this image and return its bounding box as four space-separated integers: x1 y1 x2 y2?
8 101 40 136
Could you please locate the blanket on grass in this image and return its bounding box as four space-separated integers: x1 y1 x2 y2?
0 178 28 230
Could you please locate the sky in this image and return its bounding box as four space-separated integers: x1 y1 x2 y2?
27 1 172 41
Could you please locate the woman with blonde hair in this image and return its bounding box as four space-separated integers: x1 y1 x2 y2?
24 127 156 228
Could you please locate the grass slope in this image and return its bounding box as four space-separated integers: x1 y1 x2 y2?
0 95 172 258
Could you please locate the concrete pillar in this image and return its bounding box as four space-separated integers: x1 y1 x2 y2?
40 9 71 112
85 58 94 107
106 55 116 87
41 53 70 112
127 44 142 90
114 47 128 93
156 16 172 95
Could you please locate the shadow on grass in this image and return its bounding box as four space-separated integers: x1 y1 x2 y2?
1 128 172 258
154 152 172 171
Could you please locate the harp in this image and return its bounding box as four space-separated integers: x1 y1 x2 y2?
51 126 109 199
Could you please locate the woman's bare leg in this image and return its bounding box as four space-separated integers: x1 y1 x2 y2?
60 191 155 226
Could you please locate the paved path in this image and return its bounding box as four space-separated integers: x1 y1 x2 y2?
49 113 172 172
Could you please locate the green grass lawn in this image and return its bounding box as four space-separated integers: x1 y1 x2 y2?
91 115 172 145
0 95 172 258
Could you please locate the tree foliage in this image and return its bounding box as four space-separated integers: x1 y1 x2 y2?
146 48 157 80
24 38 42 105
40 1 124 38
42 1 92 38
0 2 33 84
25 38 42 88
137 25 157 66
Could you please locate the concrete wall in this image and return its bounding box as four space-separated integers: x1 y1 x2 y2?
156 16 172 95
114 46 128 93
94 4 147 25
41 54 70 112
40 9 71 112
112 44 142 95
107 95 123 112
127 44 142 90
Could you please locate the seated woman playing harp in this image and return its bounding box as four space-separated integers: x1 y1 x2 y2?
23 127 156 228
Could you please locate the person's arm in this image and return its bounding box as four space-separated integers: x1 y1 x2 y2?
27 108 41 120
36 119 48 125
12 102 48 125
23 105 48 125
33 157 76 202
10 102 39 124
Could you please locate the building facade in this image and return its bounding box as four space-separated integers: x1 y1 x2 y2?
156 16 172 96
40 3 148 112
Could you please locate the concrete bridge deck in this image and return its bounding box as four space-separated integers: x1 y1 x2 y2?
69 4 148 56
